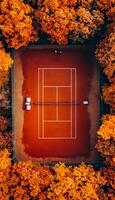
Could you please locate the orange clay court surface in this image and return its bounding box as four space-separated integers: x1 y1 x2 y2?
20 47 95 158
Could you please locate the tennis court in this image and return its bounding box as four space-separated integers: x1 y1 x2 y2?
14 46 99 162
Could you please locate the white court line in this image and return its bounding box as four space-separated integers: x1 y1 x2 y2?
37 68 77 140
70 69 72 138
75 68 77 139
56 87 58 120
42 69 44 138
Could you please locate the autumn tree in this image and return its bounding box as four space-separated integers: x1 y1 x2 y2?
36 0 104 44
0 0 38 49
96 31 115 83
70 7 104 43
76 0 95 9
47 162 106 200
98 166 115 200
0 132 13 154
36 0 77 44
96 114 115 169
0 42 13 89
102 84 115 112
0 149 11 200
96 0 115 13
97 115 115 140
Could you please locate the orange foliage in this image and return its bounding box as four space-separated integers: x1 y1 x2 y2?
0 132 13 154
0 42 13 88
47 162 106 200
77 0 95 9
0 0 38 49
70 7 104 42
107 6 115 21
9 161 52 199
0 149 11 170
100 167 115 192
96 0 115 11
0 115 13 154
0 83 11 109
0 149 11 200
36 0 77 44
96 138 115 160
99 166 115 199
105 156 115 167
97 115 115 140
36 0 104 44
0 115 8 132
38 0 77 7
102 84 115 112
0 149 107 200
0 150 52 200
0 70 10 90
96 114 115 168
0 42 13 71
95 32 115 82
